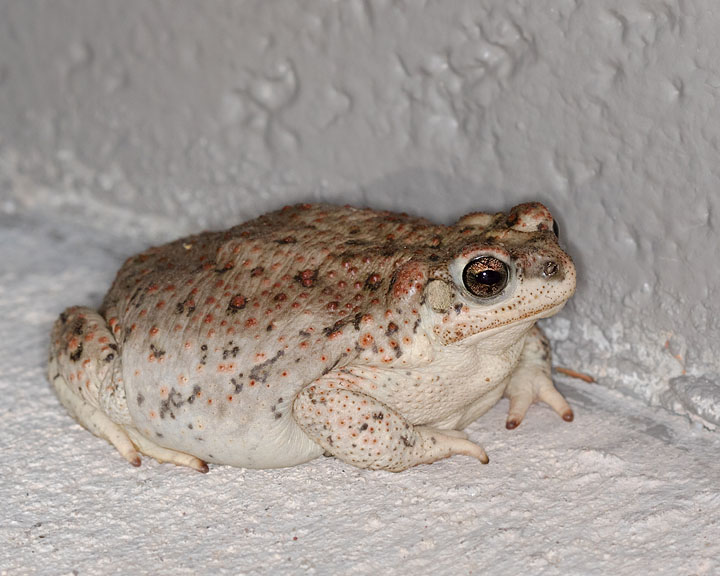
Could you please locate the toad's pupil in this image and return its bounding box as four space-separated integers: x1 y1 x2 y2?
476 270 502 285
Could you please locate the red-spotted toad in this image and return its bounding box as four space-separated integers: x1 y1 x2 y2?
48 203 576 472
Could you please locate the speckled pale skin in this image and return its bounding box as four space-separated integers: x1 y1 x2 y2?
48 202 575 472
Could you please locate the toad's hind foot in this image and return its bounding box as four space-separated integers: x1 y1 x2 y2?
125 429 209 473
49 361 142 467
51 369 207 472
49 307 207 473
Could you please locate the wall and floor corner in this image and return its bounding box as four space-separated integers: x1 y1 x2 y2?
3 1 718 424
1 2 719 574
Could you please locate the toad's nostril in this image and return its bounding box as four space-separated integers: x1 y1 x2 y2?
543 261 558 277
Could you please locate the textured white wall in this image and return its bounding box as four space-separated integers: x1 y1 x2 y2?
1 0 718 426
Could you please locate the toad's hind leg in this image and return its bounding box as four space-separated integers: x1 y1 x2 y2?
125 429 209 473
49 306 207 472
49 306 142 467
293 375 489 472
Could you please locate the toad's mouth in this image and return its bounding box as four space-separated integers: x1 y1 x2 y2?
479 300 569 332
430 299 572 348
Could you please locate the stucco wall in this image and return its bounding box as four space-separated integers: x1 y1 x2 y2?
1 0 718 426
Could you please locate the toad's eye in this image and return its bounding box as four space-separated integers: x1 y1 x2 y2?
462 256 509 298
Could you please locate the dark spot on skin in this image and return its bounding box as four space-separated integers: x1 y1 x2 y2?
249 350 285 384
379 245 398 257
412 318 421 334
276 236 297 244
188 423 193 430
201 344 208 351
227 294 247 314
454 303 463 315
299 330 311 338
222 346 240 360
324 313 364 338
372 412 384 421
108 343 118 351
215 262 234 273
159 388 184 420
275 413 282 419
359 423 368 431
156 432 164 438
364 273 382 291
69 342 83 362
295 268 319 288
59 312 68 325
428 254 440 262
323 323 344 338
385 322 399 337
400 435 415 447
387 271 398 293
266 324 274 332
137 393 145 406
187 385 202 404
176 294 196 316
104 353 115 363
150 344 166 359
230 377 244 394
251 266 265 277
129 286 145 308
71 318 84 336
344 239 368 246
326 435 334 446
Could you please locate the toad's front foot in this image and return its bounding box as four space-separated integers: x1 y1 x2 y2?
504 326 573 429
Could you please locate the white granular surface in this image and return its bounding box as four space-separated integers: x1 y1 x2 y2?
2 1 719 574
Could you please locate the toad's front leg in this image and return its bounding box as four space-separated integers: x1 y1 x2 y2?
503 325 574 429
293 374 488 472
